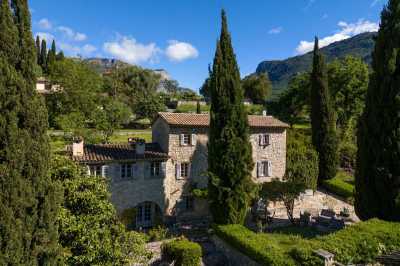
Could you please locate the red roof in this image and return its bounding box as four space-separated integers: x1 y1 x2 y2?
157 112 289 128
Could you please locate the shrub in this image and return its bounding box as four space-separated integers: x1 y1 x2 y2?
338 141 357 170
175 104 210 113
214 219 400 265
147 225 169 242
161 238 202 266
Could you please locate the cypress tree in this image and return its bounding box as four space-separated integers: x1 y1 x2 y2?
0 0 61 264
310 37 338 181
35 35 41 65
46 39 56 73
355 0 400 221
40 38 47 70
208 10 256 225
196 100 201 114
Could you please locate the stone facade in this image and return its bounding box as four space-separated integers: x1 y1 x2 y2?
74 112 288 227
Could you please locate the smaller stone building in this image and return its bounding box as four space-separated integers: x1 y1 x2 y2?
70 112 288 228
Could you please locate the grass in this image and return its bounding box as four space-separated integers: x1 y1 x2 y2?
214 219 400 266
270 225 324 239
321 171 354 202
49 129 152 153
175 104 210 113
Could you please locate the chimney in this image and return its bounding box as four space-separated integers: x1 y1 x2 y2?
129 138 146 155
72 137 84 156
135 139 146 155
262 110 267 116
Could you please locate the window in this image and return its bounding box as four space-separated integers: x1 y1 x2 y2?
89 165 102 177
121 164 132 178
259 134 270 146
184 196 194 211
257 161 272 177
151 162 161 177
183 134 191 145
181 163 189 178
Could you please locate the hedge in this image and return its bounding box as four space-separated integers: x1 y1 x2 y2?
214 219 400 265
161 238 202 266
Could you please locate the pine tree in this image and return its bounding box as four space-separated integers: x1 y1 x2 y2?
310 37 338 181
40 38 47 70
35 35 41 65
355 0 400 221
208 10 256 225
0 0 61 264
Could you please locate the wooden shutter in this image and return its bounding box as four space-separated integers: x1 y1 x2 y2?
259 135 263 146
267 161 272 177
161 162 166 177
180 134 185 146
187 163 191 178
175 163 181 179
191 134 196 146
256 162 261 177
102 165 109 178
266 134 271 146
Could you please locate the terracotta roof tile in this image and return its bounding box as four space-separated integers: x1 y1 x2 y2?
158 112 289 128
69 143 168 164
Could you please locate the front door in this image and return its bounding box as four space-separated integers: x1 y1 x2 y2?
136 202 152 228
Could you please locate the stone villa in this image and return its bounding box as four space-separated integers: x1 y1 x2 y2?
70 112 288 228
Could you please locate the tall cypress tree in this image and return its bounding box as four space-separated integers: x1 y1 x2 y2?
40 38 47 70
0 0 61 264
208 10 256 225
355 0 400 221
310 37 338 181
46 39 56 70
35 35 41 65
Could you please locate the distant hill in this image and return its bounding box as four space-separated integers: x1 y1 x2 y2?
83 58 131 73
256 32 376 96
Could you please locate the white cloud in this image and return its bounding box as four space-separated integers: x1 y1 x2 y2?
103 35 161 64
268 27 283 34
165 40 199 62
295 19 379 54
35 32 55 43
82 44 97 54
57 26 87 41
58 42 97 57
38 18 52 30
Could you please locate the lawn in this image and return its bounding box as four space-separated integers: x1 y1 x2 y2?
49 129 152 153
214 219 400 266
321 171 354 202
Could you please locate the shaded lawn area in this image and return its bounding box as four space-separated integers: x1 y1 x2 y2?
270 225 325 239
321 171 354 202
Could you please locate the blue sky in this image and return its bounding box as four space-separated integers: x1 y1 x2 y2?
30 0 387 90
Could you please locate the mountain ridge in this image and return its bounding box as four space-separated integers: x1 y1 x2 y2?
256 32 377 95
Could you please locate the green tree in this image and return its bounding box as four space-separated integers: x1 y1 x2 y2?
355 0 400 221
94 99 132 143
46 39 57 73
241 73 272 104
199 64 212 101
285 130 319 191
35 35 41 65
260 180 306 224
40 38 47 70
310 37 338 181
0 0 61 264
270 72 310 127
50 156 150 265
46 58 103 127
208 10 256 225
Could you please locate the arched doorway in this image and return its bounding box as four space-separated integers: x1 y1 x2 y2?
135 201 162 229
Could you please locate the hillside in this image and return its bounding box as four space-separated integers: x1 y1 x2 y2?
256 32 376 95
